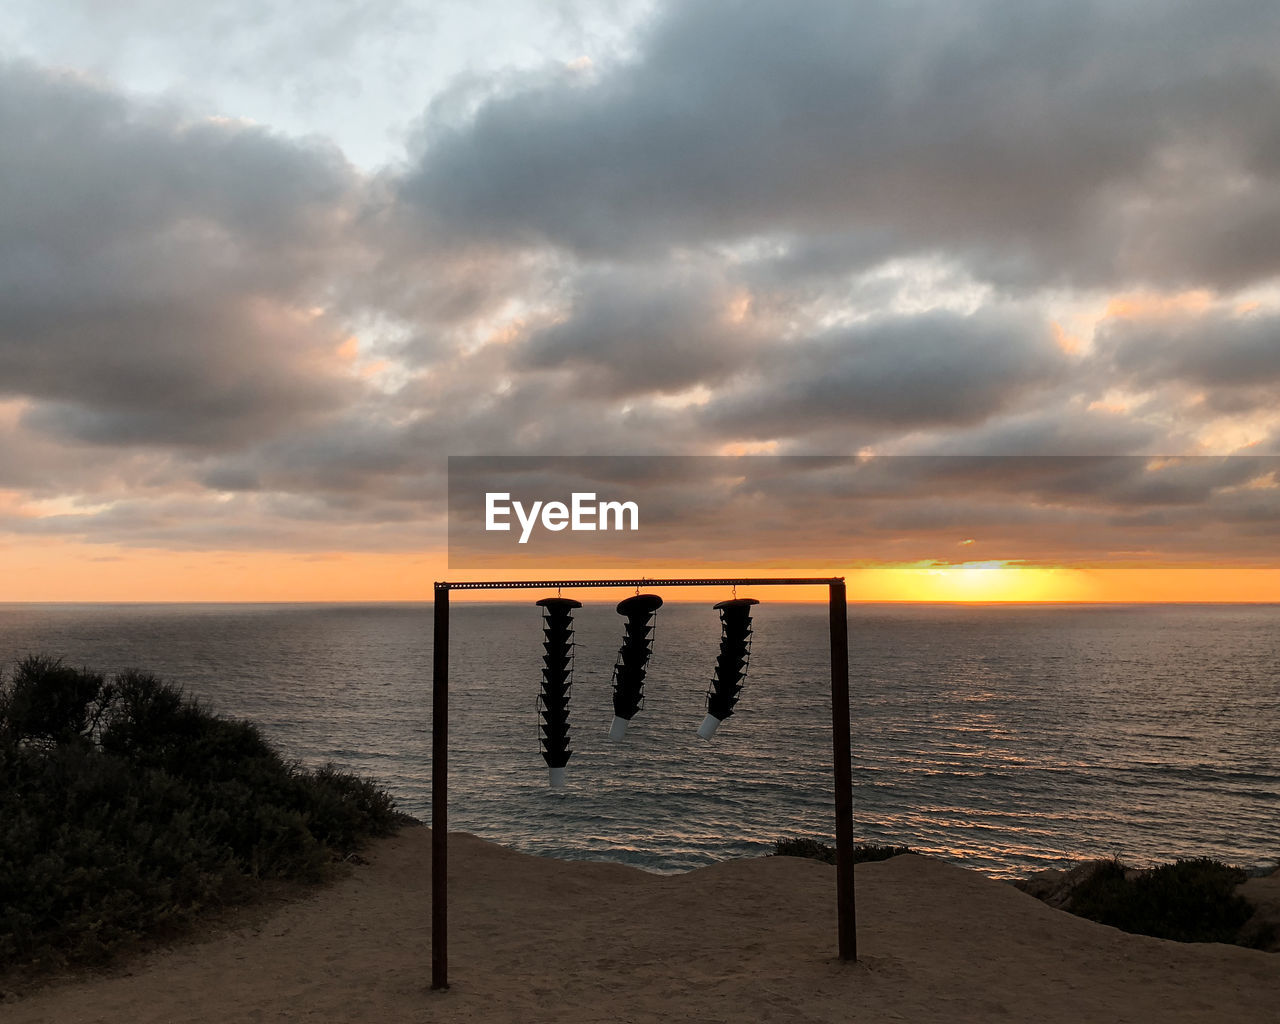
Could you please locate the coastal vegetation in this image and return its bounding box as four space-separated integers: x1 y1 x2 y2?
0 655 404 981
771 837 911 864
1033 856 1277 950
776 838 1276 951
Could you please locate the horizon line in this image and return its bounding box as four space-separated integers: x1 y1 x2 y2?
5 598 1280 607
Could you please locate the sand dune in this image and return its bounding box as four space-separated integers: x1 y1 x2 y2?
8 826 1278 1023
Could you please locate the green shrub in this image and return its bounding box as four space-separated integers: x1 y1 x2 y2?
771 837 911 864
0 657 403 979
300 764 401 852
1066 856 1256 944
0 655 106 747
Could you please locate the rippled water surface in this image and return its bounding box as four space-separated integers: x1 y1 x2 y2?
2 601 1277 877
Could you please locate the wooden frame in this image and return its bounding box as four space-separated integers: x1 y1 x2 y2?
430 576 853 990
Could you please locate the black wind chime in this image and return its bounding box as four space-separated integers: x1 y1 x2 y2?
536 596 580 789
608 593 663 740
533 591 760 786
697 597 758 739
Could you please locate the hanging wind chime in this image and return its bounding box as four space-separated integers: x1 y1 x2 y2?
608 593 663 740
697 597 759 739
536 596 580 788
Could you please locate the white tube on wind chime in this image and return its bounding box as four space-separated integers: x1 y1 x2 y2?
536 596 580 788
698 597 759 739
608 593 663 740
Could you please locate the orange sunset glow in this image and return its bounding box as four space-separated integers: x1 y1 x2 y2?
5 539 1278 603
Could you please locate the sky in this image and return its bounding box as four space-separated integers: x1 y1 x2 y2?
2 0 1279 601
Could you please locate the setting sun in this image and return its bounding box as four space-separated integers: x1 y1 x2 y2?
850 561 1092 602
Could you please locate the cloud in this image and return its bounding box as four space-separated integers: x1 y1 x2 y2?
885 404 1174 457
705 307 1065 439
401 0 1280 289
1100 306 1280 412
514 264 761 396
0 61 365 450
4 2 1280 569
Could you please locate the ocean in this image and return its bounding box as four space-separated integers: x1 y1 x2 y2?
1 601 1276 878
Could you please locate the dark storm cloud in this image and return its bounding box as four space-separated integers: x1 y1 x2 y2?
194 412 433 498
0 61 364 449
402 0 1280 288
5 489 443 552
0 415 174 497
705 308 1065 438
515 265 759 395
1100 308 1280 414
7 301 357 448
888 405 1173 457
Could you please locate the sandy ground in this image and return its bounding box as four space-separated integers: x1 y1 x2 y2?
7 826 1278 1024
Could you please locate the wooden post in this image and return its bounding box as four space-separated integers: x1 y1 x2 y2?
829 579 856 960
431 583 450 989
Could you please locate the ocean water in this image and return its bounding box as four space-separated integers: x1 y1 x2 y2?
1 601 1277 878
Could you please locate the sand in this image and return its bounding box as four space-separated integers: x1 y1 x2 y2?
7 826 1278 1024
